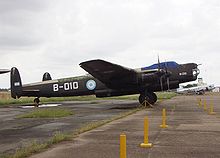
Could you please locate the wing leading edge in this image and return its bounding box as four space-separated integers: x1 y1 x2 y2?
80 59 138 89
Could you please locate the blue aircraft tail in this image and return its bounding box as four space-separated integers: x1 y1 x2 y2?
10 67 22 99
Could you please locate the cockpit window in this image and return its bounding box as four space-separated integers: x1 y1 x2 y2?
141 61 179 70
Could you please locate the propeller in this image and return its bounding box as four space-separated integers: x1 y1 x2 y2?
157 56 172 91
165 62 170 91
157 56 164 91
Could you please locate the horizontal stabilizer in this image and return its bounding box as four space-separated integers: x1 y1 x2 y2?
0 69 10 74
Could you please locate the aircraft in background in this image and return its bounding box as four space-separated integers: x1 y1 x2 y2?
0 69 10 74
10 59 200 106
177 84 215 95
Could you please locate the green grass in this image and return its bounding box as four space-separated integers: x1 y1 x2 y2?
9 141 47 158
0 92 177 106
1 132 73 158
17 108 73 118
156 92 177 99
48 132 72 145
0 95 98 106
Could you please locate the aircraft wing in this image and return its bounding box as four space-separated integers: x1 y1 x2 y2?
80 59 138 88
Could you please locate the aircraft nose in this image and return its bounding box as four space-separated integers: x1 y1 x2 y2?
192 64 200 76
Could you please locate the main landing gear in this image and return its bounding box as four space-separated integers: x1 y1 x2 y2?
34 97 40 107
139 92 157 106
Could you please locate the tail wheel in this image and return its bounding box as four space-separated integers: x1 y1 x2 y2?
34 97 40 107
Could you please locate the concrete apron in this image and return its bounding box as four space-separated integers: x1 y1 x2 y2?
30 95 220 158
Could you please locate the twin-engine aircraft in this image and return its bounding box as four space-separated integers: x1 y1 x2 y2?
10 59 200 106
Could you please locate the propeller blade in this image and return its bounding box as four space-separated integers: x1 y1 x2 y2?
165 61 168 73
160 76 163 91
167 77 170 91
164 61 172 91
157 55 161 71
157 56 164 91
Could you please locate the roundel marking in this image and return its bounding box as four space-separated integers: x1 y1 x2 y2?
86 80 96 90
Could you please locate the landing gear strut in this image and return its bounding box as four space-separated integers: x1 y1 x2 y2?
139 92 157 106
34 97 40 107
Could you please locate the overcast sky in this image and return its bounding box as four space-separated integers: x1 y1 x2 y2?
0 0 220 88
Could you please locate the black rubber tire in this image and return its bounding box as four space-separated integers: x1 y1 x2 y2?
139 92 154 105
150 92 157 104
139 94 146 105
34 98 40 106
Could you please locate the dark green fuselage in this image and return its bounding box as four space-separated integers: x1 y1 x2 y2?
19 63 198 98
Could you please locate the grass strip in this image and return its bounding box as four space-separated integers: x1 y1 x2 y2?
0 92 177 106
0 96 98 106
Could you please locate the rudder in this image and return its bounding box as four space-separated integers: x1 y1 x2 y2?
10 67 22 99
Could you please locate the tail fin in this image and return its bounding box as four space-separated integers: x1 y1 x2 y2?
42 72 52 81
10 67 22 99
